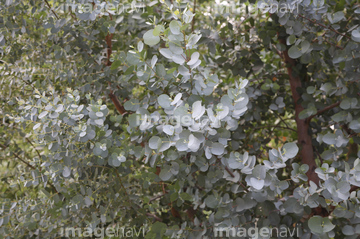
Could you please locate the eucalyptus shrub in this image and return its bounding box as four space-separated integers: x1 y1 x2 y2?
1 0 360 238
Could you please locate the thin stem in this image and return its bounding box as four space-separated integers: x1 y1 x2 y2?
306 101 341 123
298 14 351 40
44 0 59 20
25 137 42 159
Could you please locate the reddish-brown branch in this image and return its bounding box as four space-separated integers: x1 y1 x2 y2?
191 0 196 32
350 186 359 193
105 33 114 66
102 18 127 115
278 37 320 186
109 92 126 115
306 101 341 123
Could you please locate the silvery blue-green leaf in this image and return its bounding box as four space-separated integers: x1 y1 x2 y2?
322 133 336 145
320 82 335 94
49 112 59 119
175 138 188 151
187 52 200 65
143 29 160 46
84 196 93 206
87 129 96 140
78 13 90 20
159 48 172 59
163 125 175 135
204 195 218 208
239 79 249 89
308 216 335 234
113 155 125 167
186 34 202 48
55 104 64 113
149 136 162 150
93 146 102 156
332 11 344 24
192 101 205 120
189 59 201 69
158 94 172 109
156 64 166 77
342 225 355 236
172 54 185 65
349 120 360 130
335 134 348 148
288 45 302 59
216 104 229 120
351 29 360 42
169 20 181 35
211 143 224 155
252 165 266 179
228 153 244 169
178 65 191 76
171 93 182 106
99 144 107 151
150 55 158 69
89 12 96 21
169 42 183 54
250 177 265 190
38 111 48 119
33 123 41 130
124 99 140 111
96 112 104 117
94 119 104 125
282 142 299 159
159 141 171 152
287 35 296 45
62 166 71 177
188 134 201 151
137 41 144 52
159 165 172 181
301 40 310 53
183 10 194 23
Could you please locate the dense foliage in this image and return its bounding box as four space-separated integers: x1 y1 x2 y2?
1 0 360 238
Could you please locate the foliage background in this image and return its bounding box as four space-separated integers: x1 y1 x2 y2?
0 0 360 238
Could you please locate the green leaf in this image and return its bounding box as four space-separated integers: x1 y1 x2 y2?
110 60 122 70
180 192 192 201
145 222 167 239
